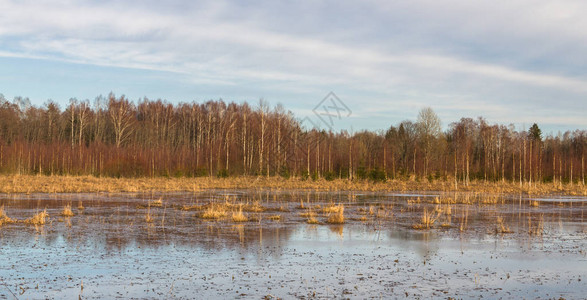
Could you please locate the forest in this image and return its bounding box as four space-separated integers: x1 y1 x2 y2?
0 93 584 185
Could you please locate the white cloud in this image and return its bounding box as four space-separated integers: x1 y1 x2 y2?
0 0 585 131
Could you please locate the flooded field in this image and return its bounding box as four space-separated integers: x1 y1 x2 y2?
0 190 585 299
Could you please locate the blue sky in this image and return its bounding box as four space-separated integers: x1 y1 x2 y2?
1 0 586 133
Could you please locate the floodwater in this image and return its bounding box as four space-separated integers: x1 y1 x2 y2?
0 190 585 299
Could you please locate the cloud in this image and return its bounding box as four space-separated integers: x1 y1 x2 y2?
0 0 585 131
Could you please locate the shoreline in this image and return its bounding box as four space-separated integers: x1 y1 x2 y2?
0 175 585 196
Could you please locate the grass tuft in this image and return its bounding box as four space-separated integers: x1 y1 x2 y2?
413 209 439 230
61 204 74 217
326 204 345 224
0 206 16 226
150 198 163 207
495 216 512 234
267 215 281 221
232 208 248 222
25 209 49 225
201 204 227 219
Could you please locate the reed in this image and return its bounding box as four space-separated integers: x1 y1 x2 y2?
232 208 248 222
413 209 439 230
25 209 48 225
326 205 345 224
0 175 584 196
61 204 74 217
0 206 15 226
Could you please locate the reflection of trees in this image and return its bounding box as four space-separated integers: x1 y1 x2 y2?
101 222 296 259
2 191 585 262
386 230 440 258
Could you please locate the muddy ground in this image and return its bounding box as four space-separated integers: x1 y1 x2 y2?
0 190 585 299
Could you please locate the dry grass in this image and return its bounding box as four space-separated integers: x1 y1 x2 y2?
25 209 48 225
150 198 163 207
0 206 16 226
412 209 439 230
180 205 201 211
528 214 544 236
145 207 154 223
77 201 84 210
301 210 320 224
232 208 248 222
326 204 345 224
0 175 584 196
495 216 513 234
530 200 540 207
307 215 320 224
267 215 281 221
243 201 266 212
201 204 227 219
61 204 74 217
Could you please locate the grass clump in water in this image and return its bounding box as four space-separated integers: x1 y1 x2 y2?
25 209 49 225
413 209 439 230
326 204 345 224
61 204 74 217
201 204 227 219
267 215 281 221
150 198 163 207
0 206 16 226
232 208 248 222
495 216 512 234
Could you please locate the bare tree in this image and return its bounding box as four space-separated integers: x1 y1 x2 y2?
108 94 135 148
417 107 441 177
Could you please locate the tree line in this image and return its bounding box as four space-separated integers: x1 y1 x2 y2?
0 93 584 185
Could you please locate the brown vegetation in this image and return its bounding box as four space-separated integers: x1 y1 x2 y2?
61 204 74 217
325 204 345 224
413 209 440 229
201 204 228 219
232 208 248 222
495 216 513 234
25 209 49 225
0 205 15 226
0 175 584 195
0 95 584 187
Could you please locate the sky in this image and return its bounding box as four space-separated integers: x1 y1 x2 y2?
0 0 586 134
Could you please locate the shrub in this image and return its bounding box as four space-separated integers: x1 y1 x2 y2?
278 165 290 179
368 167 386 182
323 171 336 181
216 169 229 178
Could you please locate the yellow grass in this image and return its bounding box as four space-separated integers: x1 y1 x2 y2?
0 175 583 196
0 206 16 226
326 205 345 224
150 198 163 207
413 209 439 230
301 210 320 224
495 216 512 234
61 204 74 217
307 216 320 224
201 204 227 219
231 208 248 222
25 209 48 225
322 204 344 214
243 201 266 212
145 207 153 223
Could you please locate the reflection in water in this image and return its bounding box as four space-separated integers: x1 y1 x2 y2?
0 191 585 299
